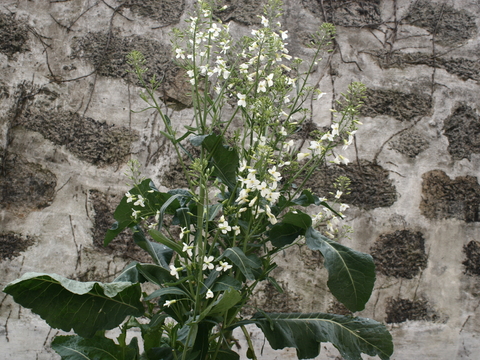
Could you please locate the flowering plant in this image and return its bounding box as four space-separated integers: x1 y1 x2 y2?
4 1 393 359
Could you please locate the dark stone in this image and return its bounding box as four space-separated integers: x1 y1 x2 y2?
443 105 480 161
385 297 435 323
214 0 267 26
306 160 397 210
420 170 480 223
371 230 428 279
0 154 57 212
404 0 477 46
21 109 137 166
122 0 185 24
302 0 381 28
463 240 480 276
0 13 29 59
0 233 34 261
371 50 480 82
360 88 432 122
389 130 429 158
89 189 150 262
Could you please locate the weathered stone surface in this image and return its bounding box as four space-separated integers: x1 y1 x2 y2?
21 109 137 166
122 0 185 23
371 230 428 279
443 105 480 161
302 0 381 27
463 240 480 276
0 154 57 212
361 88 432 121
420 170 480 223
307 160 397 210
0 233 34 261
88 189 150 262
389 129 429 158
371 50 480 82
385 297 436 324
214 0 267 25
404 0 477 46
0 13 29 59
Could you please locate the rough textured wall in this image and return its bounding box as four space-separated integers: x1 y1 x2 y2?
1 0 479 359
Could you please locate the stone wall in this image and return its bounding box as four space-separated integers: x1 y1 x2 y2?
1 0 479 359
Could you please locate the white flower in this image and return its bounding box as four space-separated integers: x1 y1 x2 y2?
232 225 241 235
265 191 280 204
331 123 339 137
206 289 214 299
134 195 146 207
236 188 250 205
187 69 195 78
131 209 141 219
268 166 282 182
216 261 233 272
239 63 249 74
125 191 135 203
266 73 274 87
239 159 248 172
280 30 288 40
182 242 193 257
308 141 322 154
333 155 350 165
297 152 311 161
249 196 258 207
321 132 334 142
339 203 350 212
284 139 294 151
258 80 267 93
169 265 183 279
237 93 247 107
261 15 269 27
175 48 185 59
317 92 325 101
218 215 231 234
279 126 287 136
202 256 215 271
265 205 277 225
335 190 343 199
163 299 177 307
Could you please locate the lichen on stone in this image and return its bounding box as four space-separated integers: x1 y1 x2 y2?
360 88 432 121
443 105 480 161
0 153 57 212
306 160 397 210
385 297 436 324
371 230 428 279
21 109 137 166
214 0 266 25
302 0 381 27
0 13 29 59
420 170 480 223
121 0 185 23
0 232 34 261
89 189 151 262
389 129 429 158
463 240 480 276
404 0 477 46
371 50 480 82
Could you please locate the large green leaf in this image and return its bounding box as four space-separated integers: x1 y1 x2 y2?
133 227 173 268
193 134 239 190
51 335 137 360
223 247 261 281
305 227 375 312
3 273 143 338
252 312 393 360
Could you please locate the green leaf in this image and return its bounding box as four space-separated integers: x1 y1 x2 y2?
211 274 242 292
282 210 312 229
3 273 143 338
291 190 322 206
136 263 176 287
113 261 146 283
149 229 184 254
133 227 173 268
305 227 375 312
252 312 393 360
209 287 242 315
52 335 137 360
196 134 239 190
223 247 261 281
144 287 190 301
147 346 175 360
212 349 240 360
269 222 303 247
